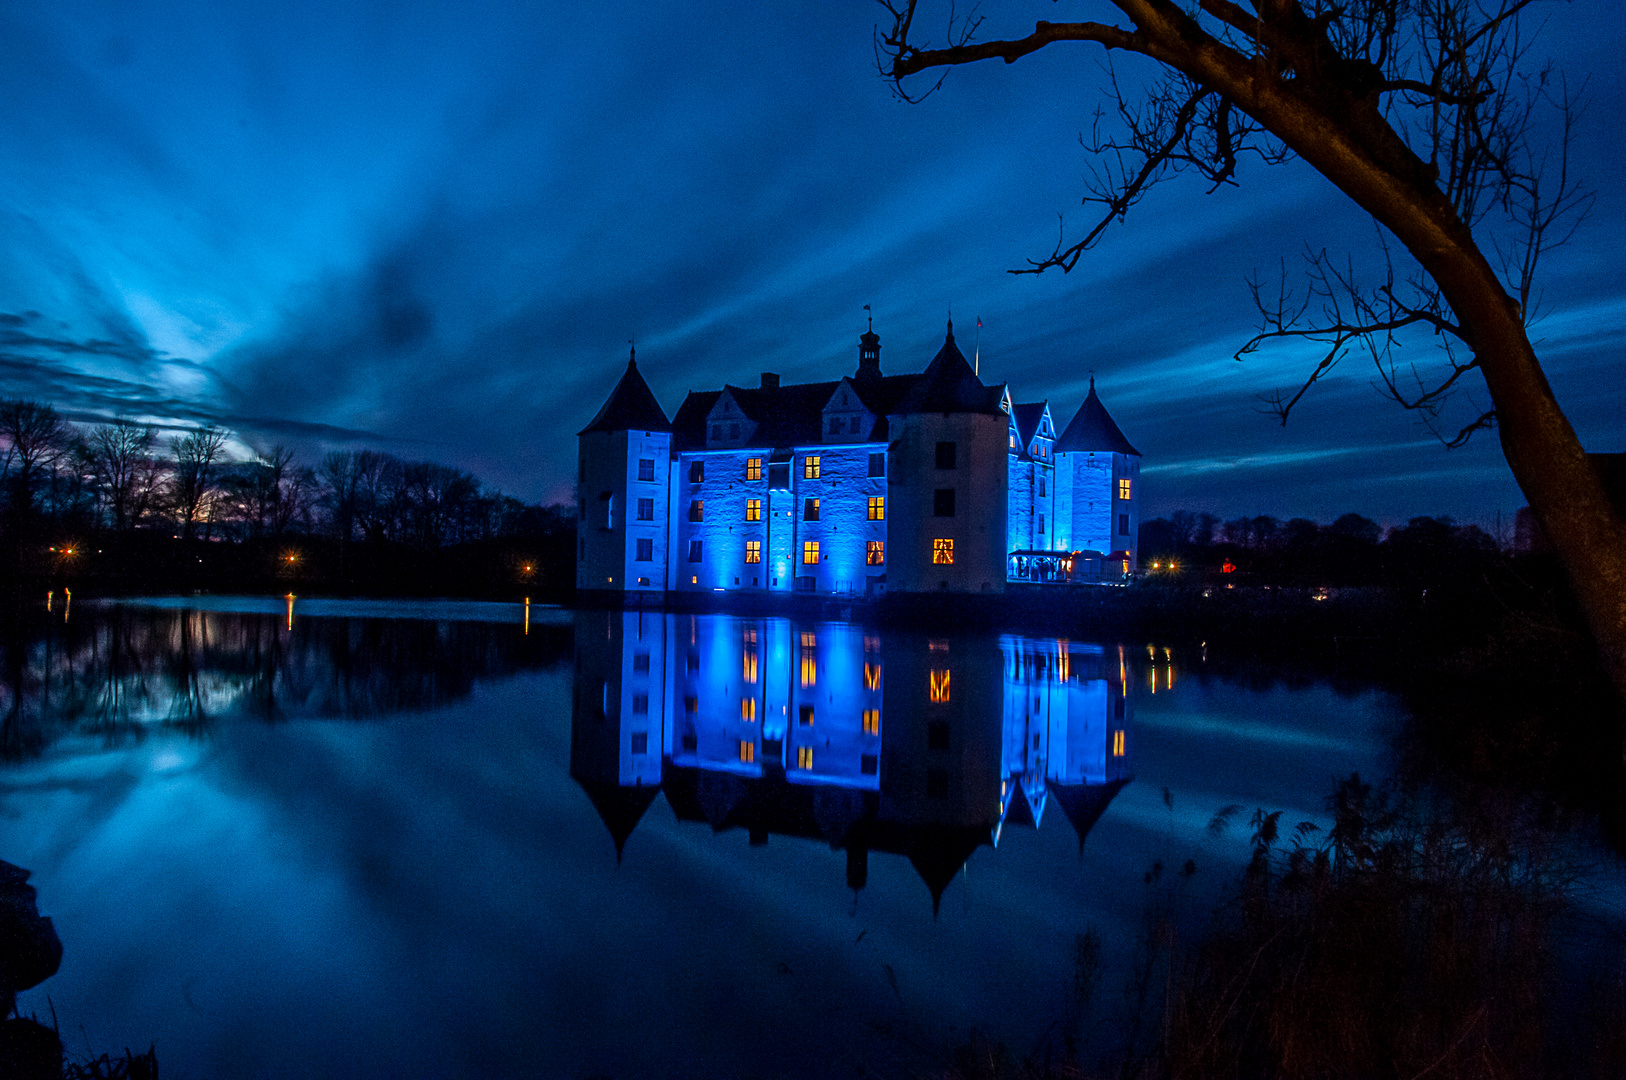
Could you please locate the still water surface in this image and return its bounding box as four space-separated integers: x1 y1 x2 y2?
0 598 1395 1078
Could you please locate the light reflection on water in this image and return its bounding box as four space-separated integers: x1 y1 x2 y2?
0 598 1391 1079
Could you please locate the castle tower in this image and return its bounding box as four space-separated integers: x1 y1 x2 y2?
577 351 673 593
1052 378 1141 575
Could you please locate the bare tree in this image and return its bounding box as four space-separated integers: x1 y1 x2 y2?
879 0 1626 709
171 426 228 542
0 399 71 520
86 418 157 532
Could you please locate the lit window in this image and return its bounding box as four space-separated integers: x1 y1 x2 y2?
933 488 955 516
801 631 816 647
739 740 755 763
935 442 956 470
746 457 762 481
868 453 885 477
741 698 756 722
637 498 654 521
800 653 816 687
689 500 703 522
866 540 884 566
867 496 884 520
745 540 761 564
1009 432 1016 449
1118 478 1132 500
930 669 951 703
689 460 704 483
799 704 814 726
862 709 880 735
746 498 762 521
803 541 820 564
932 538 954 565
1112 729 1126 757
796 746 814 769
803 455 821 479
743 649 758 683
804 498 820 521
864 662 881 690
688 540 702 562
638 458 655 481
635 538 653 562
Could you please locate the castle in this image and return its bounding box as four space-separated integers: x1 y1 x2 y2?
576 321 1140 595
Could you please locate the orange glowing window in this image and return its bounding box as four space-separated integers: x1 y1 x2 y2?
743 649 758 683
803 455 821 479
863 662 881 690
862 709 880 735
1056 649 1070 682
866 540 884 566
741 698 756 721
745 540 761 563
746 457 762 481
796 745 813 769
739 740 755 763
802 541 820 565
1118 478 1132 500
867 496 884 520
1112 730 1125 757
932 538 954 565
746 499 762 521
800 654 817 687
929 669 951 703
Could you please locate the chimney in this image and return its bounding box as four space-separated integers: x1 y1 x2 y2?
761 372 780 390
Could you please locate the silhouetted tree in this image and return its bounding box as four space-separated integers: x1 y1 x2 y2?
170 426 227 541
879 1 1626 708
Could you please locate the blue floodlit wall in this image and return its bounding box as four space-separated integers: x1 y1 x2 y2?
1052 450 1139 570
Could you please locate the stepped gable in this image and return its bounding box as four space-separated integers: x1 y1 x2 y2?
572 777 662 863
896 322 1006 416
1048 777 1130 853
578 356 671 435
1055 378 1139 455
1012 401 1047 458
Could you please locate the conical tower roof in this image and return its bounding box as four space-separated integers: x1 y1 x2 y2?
573 778 662 863
1048 777 1130 854
1055 378 1138 455
578 354 671 435
896 321 1005 415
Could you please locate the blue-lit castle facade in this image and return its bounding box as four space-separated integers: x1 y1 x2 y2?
577 322 1140 596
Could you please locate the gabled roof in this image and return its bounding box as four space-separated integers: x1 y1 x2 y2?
1055 378 1139 456
578 358 671 435
895 323 1006 416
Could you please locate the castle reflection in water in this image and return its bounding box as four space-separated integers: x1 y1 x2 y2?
571 612 1133 909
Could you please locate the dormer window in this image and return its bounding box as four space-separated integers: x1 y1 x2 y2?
711 424 722 440
729 423 740 439
828 416 842 434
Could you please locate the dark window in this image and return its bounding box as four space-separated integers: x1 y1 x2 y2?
799 704 814 726
860 753 878 776
1115 698 1126 719
868 452 885 477
579 539 585 559
926 769 949 799
1038 476 1046 497
927 721 950 750
633 652 650 673
681 731 698 753
935 441 957 469
828 416 841 434
795 576 816 592
688 540 703 562
684 695 697 714
933 488 956 517
1038 514 1045 533
850 416 863 433
631 694 648 714
763 737 783 759
689 500 703 522
687 651 699 671
1119 513 1129 536
637 458 654 481
637 497 653 521
767 462 790 489
689 460 704 483
635 538 653 561
729 422 740 439
804 498 820 521
711 423 722 440
630 732 648 754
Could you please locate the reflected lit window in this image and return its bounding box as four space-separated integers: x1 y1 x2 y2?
745 540 762 564
633 652 649 673
864 635 880 653
929 669 951 703
743 648 758 683
866 541 884 566
746 499 762 521
802 541 820 565
863 662 881 690
631 693 649 714
801 631 816 647
746 457 762 481
1118 478 1132 500
932 539 954 565
799 704 814 726
739 740 755 764
796 746 813 769
862 709 880 735
741 698 756 722
867 496 884 520
1113 729 1126 757
803 455 821 479
800 653 816 687
684 695 697 714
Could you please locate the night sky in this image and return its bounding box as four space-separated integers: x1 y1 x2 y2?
2 2 1623 529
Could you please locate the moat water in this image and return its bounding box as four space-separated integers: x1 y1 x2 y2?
0 597 1399 1078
